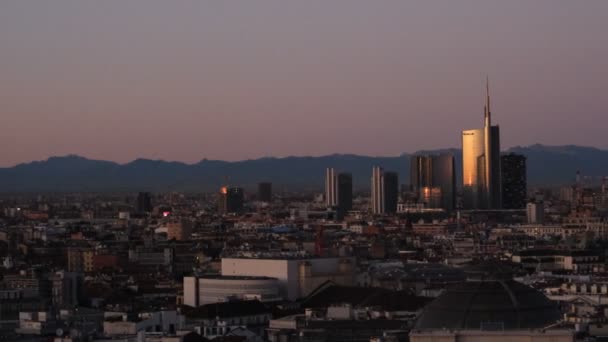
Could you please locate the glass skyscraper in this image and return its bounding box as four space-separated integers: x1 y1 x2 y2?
411 154 456 211
501 153 527 209
462 80 501 209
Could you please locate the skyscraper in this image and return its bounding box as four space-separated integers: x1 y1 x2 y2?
325 168 338 207
383 171 399 214
432 154 456 211
410 154 456 211
501 153 527 209
410 155 433 194
462 79 501 209
370 167 399 215
258 182 272 202
136 192 152 213
371 167 385 214
218 186 244 214
337 173 353 214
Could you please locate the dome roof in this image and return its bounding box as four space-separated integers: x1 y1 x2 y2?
414 279 562 331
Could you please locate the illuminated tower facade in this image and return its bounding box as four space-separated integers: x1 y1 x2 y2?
411 154 456 211
462 79 501 209
325 168 338 207
218 186 244 214
371 167 385 214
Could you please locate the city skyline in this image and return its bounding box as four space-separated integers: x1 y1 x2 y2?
1 1 608 166
2 2 608 341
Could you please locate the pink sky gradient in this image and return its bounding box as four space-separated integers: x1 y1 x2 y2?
1 0 607 167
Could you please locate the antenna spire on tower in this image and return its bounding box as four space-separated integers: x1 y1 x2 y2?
486 76 490 109
484 75 491 126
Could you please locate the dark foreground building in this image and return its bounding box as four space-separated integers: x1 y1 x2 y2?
411 262 572 342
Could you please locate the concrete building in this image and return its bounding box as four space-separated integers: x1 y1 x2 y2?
527 200 545 224
221 257 354 300
511 249 602 273
166 219 193 241
183 275 281 306
183 301 271 340
50 271 83 308
67 247 94 273
103 311 184 337
268 305 410 342
15 312 58 336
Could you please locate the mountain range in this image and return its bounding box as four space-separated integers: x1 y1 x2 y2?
0 144 607 193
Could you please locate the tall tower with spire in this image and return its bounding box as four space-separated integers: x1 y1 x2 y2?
462 78 502 209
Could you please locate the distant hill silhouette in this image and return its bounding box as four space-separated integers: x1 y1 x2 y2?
0 145 606 192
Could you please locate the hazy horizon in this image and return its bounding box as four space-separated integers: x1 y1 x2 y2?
2 1 607 167
3 143 606 169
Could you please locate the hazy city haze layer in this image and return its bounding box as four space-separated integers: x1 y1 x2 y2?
1 0 607 167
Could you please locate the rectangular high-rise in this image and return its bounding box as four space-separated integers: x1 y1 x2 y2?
258 182 272 202
501 153 527 209
137 192 152 213
462 79 501 210
383 171 399 214
218 186 244 214
371 167 384 214
410 155 433 193
337 173 353 214
370 167 398 215
325 168 338 207
410 154 456 211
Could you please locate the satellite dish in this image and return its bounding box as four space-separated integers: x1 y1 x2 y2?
56 328 64 337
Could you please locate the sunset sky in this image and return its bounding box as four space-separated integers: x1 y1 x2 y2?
1 0 607 166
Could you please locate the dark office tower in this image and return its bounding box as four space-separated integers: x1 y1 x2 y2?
337 173 353 214
433 154 456 211
383 172 399 214
501 153 527 209
410 155 456 211
257 182 272 202
218 186 244 214
462 78 501 209
410 155 433 193
136 192 152 213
